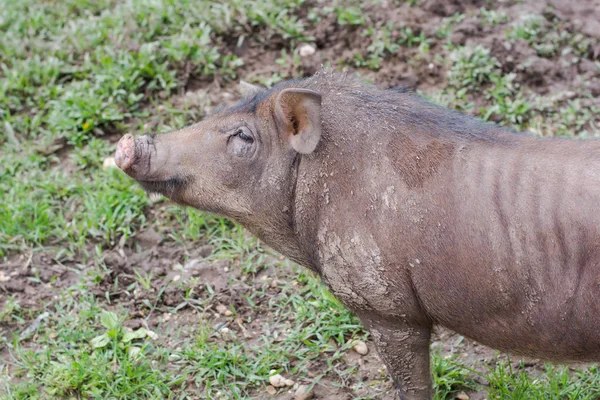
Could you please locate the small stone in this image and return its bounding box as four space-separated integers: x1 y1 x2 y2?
103 157 117 170
172 274 181 282
124 319 143 330
294 384 314 400
173 263 184 271
216 304 228 315
352 340 369 355
146 330 158 340
270 279 279 288
456 392 469 400
269 373 294 388
224 310 233 317
269 374 285 387
148 192 162 202
162 313 172 322
183 259 200 269
298 43 316 57
220 327 230 334
266 385 277 395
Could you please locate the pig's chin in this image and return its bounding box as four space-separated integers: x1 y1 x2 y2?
137 177 186 199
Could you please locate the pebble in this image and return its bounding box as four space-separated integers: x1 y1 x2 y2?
352 340 369 355
173 263 184 271
266 385 277 395
146 330 158 340
456 392 470 400
102 157 117 170
269 374 295 388
224 310 233 317
216 304 228 315
298 43 316 57
294 384 315 400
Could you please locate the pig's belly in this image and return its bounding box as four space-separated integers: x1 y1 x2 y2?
419 259 600 362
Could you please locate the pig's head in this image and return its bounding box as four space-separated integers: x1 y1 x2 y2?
115 81 322 250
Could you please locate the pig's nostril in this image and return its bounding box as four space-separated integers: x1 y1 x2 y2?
115 133 136 171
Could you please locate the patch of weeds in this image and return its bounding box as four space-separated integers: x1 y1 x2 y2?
506 14 590 59
5 296 181 398
243 0 309 41
436 13 465 40
432 353 478 399
0 296 24 324
334 5 366 26
70 137 114 171
447 45 500 91
482 73 535 128
398 26 429 49
177 268 366 398
549 98 600 137
354 23 429 70
438 43 598 135
486 361 600 399
508 14 548 44
133 269 154 292
0 162 149 254
163 206 235 245
479 8 509 27
355 23 399 70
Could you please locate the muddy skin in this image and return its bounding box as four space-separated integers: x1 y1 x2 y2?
116 70 600 399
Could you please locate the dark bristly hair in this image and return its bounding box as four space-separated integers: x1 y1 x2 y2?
213 69 524 144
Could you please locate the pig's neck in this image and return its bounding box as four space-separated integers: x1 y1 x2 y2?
236 154 314 269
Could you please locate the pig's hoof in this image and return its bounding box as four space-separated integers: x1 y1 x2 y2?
115 134 136 171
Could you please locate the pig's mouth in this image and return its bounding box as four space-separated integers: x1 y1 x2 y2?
137 177 187 196
115 133 187 197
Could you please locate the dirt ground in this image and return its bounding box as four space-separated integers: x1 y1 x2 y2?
2 0 600 398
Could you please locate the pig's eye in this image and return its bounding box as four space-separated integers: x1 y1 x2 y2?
228 126 256 158
235 128 253 143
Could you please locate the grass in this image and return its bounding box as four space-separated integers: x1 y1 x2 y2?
1 0 600 399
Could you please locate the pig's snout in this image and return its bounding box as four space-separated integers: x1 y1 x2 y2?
115 133 155 178
115 133 137 172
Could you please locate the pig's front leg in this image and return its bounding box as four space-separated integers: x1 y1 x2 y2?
368 321 432 400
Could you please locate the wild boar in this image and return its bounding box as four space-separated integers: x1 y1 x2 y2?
115 69 600 399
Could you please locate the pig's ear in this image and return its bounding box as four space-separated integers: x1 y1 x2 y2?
238 80 265 97
274 88 322 154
